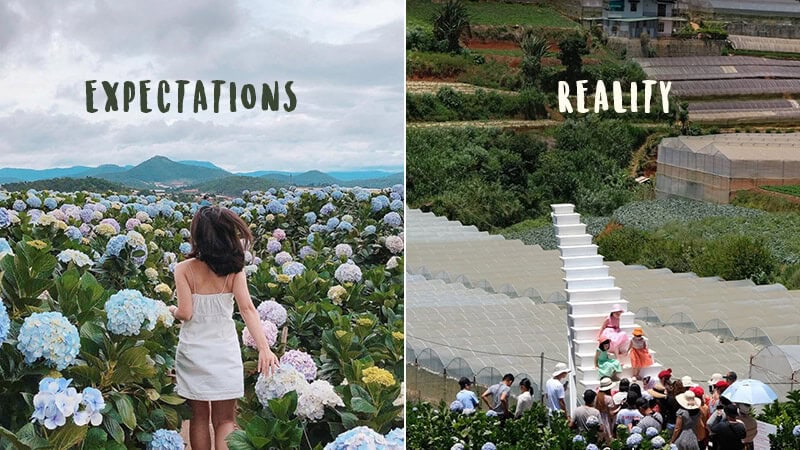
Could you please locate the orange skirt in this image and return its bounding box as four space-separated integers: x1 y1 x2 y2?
630 347 653 368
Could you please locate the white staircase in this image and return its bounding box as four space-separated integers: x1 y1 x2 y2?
551 204 662 389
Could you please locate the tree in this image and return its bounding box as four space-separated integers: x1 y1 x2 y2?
558 34 589 84
432 0 470 53
520 31 551 88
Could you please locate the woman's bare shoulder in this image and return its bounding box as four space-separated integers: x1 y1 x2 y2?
174 259 196 272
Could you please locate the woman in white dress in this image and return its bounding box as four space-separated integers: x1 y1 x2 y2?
170 206 279 450
514 378 534 418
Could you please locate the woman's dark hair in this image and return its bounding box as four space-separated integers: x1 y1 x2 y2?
599 339 611 350
629 383 642 396
519 378 532 393
188 206 253 276
458 377 472 390
619 378 630 392
626 391 639 408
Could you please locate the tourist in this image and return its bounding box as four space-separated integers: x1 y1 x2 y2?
658 368 674 395
737 403 758 450
670 390 702 450
690 386 709 449
596 339 623 381
637 397 663 432
545 363 570 416
665 379 686 432
648 383 667 418
613 378 631 406
724 371 738 384
615 392 644 434
482 374 514 418
514 378 534 419
597 304 630 354
681 376 697 388
708 404 746 450
596 377 619 443
628 327 653 379
570 389 603 434
456 377 479 412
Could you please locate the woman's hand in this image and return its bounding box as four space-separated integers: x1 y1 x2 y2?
168 305 178 317
258 348 279 376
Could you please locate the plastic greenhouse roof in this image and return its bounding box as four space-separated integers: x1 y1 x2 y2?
661 133 800 161
709 0 800 16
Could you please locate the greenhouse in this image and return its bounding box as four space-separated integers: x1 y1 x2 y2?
655 133 800 203
750 345 800 401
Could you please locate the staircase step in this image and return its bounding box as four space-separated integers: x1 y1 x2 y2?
551 204 575 214
570 311 635 328
565 276 615 290
562 265 609 279
561 255 605 269
552 213 581 225
559 244 599 258
566 287 622 302
557 234 593 247
555 223 587 236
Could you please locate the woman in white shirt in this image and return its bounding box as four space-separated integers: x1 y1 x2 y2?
515 378 534 418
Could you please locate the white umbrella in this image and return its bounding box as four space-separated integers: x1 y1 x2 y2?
721 379 778 405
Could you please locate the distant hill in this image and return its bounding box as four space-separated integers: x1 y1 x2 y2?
187 176 283 196
347 173 404 188
74 164 132 178
98 156 231 187
0 165 96 182
0 177 132 193
179 160 227 171
262 170 341 187
328 170 400 181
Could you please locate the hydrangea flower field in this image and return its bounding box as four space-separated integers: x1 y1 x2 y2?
0 184 404 449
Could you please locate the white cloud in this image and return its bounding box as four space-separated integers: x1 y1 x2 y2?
0 0 404 172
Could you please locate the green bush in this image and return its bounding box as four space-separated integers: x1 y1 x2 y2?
407 51 471 78
407 26 447 52
691 235 776 284
595 224 650 264
406 88 550 122
758 390 800 449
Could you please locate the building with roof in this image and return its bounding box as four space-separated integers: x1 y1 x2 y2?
655 133 800 204
603 0 678 38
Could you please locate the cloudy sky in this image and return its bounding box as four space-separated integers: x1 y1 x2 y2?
0 0 404 173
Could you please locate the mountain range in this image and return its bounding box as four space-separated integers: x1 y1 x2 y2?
0 156 403 195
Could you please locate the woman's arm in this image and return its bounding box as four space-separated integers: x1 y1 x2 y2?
170 262 194 321
232 271 279 375
594 350 600 368
598 318 609 340
671 415 683 444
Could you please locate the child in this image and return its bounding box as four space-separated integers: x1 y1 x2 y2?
169 206 280 450
596 339 623 381
598 304 630 355
628 327 653 379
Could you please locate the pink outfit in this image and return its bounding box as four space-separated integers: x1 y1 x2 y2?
600 315 630 354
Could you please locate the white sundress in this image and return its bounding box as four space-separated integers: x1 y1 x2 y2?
175 273 244 401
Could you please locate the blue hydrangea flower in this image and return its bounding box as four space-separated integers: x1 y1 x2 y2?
309 224 325 233
385 428 404 447
79 208 94 223
573 435 585 443
390 199 403 211
299 246 317 259
336 221 353 232
646 426 659 438
65 226 83 242
275 251 293 265
105 290 160 336
364 225 376 235
320 202 336 216
449 400 464 412
173 211 184 221
26 196 42 208
586 445 599 450
0 238 13 257
331 190 343 200
626 432 643 447
32 377 81 429
179 242 192 255
266 200 287 215
794 425 800 437
0 208 10 228
73 387 105 426
105 235 129 257
334 262 362 283
282 262 306 279
371 195 389 212
481 443 496 450
326 217 340 231
266 239 282 254
323 426 400 450
383 212 402 228
631 426 642 435
44 198 57 210
131 245 148 267
390 192 401 201
355 190 370 202
651 436 666 449
486 410 498 417
148 429 184 450
13 199 26 211
306 233 315 245
0 301 10 343
304 211 317 225
257 300 287 326
392 184 404 197
17 312 80 370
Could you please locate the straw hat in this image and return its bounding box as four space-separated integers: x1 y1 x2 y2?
681 375 697 387
648 383 667 399
598 377 618 392
552 362 570 378
708 373 723 385
633 327 644 337
676 391 700 410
